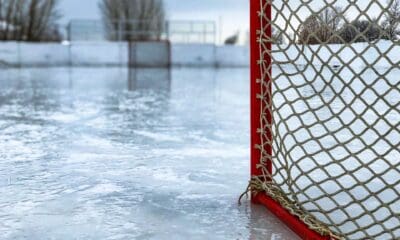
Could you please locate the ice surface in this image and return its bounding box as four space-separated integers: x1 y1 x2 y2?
0 67 299 239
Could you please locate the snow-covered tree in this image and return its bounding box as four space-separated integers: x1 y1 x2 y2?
382 0 400 40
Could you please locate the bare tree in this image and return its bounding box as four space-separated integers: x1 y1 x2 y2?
0 0 60 41
382 0 400 40
298 6 344 44
320 7 344 35
0 0 20 40
24 0 61 41
298 14 320 44
340 19 382 43
99 0 165 41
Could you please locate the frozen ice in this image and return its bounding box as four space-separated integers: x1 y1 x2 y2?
0 67 299 239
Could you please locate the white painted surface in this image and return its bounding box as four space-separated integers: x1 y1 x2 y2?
171 44 216 67
0 41 250 67
3 41 396 68
70 42 128 66
216 45 249 67
19 43 69 66
0 42 19 66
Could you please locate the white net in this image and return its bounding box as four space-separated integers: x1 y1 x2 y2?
253 0 400 239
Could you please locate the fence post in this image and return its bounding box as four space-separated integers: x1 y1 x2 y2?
118 20 123 41
165 21 170 41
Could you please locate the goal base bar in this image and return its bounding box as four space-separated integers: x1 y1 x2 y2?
253 193 330 240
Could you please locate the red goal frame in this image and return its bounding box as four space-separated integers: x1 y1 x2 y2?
250 1 330 239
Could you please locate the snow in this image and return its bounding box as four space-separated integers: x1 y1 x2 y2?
273 40 400 69
0 67 299 239
271 60 400 239
0 21 16 30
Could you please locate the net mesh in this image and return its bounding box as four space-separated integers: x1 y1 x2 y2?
254 0 400 239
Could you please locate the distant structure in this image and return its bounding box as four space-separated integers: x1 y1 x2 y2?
224 32 239 45
224 30 249 45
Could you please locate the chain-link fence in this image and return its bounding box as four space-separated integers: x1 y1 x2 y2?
66 19 216 44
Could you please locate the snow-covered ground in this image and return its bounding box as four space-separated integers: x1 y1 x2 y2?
274 40 400 69
0 68 298 239
271 61 399 239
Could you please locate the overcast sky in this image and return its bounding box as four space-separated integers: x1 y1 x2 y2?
59 0 249 43
59 0 391 43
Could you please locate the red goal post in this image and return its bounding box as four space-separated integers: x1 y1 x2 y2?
250 1 329 239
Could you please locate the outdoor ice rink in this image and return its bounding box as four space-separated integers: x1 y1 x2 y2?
0 61 398 239
0 67 299 240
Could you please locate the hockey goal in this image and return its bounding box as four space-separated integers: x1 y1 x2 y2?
249 0 400 239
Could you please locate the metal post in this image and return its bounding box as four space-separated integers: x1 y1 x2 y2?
118 20 123 42
165 20 170 41
67 23 71 42
249 1 327 239
203 24 207 43
250 0 271 185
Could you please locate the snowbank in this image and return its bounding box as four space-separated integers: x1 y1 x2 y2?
273 40 400 69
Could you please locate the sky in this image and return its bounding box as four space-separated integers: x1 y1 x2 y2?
59 0 390 44
59 0 249 44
